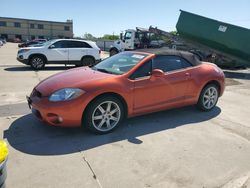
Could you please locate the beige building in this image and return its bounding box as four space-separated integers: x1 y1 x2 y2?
0 17 73 41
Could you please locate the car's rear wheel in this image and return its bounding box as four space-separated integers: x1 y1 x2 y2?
30 56 45 70
197 84 219 111
80 56 95 67
84 96 124 134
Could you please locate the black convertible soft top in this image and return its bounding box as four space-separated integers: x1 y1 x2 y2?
135 48 201 66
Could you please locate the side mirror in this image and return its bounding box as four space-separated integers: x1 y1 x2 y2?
49 45 55 49
151 69 164 77
120 33 123 40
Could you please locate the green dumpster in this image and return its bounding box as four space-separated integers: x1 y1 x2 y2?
176 10 250 65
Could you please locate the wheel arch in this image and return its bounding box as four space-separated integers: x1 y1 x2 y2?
201 80 222 96
81 55 95 61
28 53 47 64
82 92 128 124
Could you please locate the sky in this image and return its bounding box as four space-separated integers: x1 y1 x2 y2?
1 0 250 37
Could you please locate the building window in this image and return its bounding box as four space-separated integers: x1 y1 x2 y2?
38 36 44 39
64 26 70 31
14 22 21 27
0 21 6 27
38 24 43 29
30 24 35 29
0 34 8 39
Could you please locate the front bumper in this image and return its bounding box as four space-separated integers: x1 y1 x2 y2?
27 93 91 127
16 56 29 65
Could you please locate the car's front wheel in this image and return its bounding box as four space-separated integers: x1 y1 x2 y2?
30 56 45 70
84 96 124 134
197 84 219 111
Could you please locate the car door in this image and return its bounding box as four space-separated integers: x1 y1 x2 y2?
131 55 192 113
123 31 135 50
152 55 192 104
131 60 173 113
46 40 69 62
67 41 89 63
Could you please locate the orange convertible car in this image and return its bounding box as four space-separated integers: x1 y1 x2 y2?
28 49 225 134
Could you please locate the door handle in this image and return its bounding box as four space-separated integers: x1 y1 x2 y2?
185 72 191 79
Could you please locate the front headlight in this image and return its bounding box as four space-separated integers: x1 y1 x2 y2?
18 49 30 54
49 88 85 102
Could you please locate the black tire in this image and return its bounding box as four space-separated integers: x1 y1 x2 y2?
30 55 45 70
197 84 219 111
83 96 124 134
110 48 118 56
80 56 95 67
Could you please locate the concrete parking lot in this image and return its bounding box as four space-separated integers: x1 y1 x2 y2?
1 43 250 188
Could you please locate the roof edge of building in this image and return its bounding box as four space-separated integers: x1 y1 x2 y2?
0 16 73 25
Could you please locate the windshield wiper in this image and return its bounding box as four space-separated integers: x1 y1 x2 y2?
92 67 117 74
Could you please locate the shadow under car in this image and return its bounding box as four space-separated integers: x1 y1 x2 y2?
4 106 221 156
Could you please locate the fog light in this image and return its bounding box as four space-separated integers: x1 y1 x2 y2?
47 113 63 124
58 116 63 123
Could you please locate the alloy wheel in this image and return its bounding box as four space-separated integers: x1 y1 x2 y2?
202 87 218 110
31 57 44 69
92 101 121 132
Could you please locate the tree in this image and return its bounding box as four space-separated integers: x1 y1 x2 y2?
101 34 119 40
83 33 96 40
169 31 178 36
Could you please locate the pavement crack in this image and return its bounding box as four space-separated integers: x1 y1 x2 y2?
220 172 250 188
34 71 42 82
82 154 103 188
214 118 250 142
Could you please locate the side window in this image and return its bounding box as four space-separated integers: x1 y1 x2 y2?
67 41 78 48
52 41 67 48
130 60 152 80
153 55 192 72
67 41 92 48
181 58 192 68
124 32 132 40
81 42 92 48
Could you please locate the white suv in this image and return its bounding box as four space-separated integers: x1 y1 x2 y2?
17 39 101 70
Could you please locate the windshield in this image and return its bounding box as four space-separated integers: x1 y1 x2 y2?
93 52 147 75
30 43 44 47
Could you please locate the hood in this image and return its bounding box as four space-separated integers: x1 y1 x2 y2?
21 46 44 50
36 67 115 96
